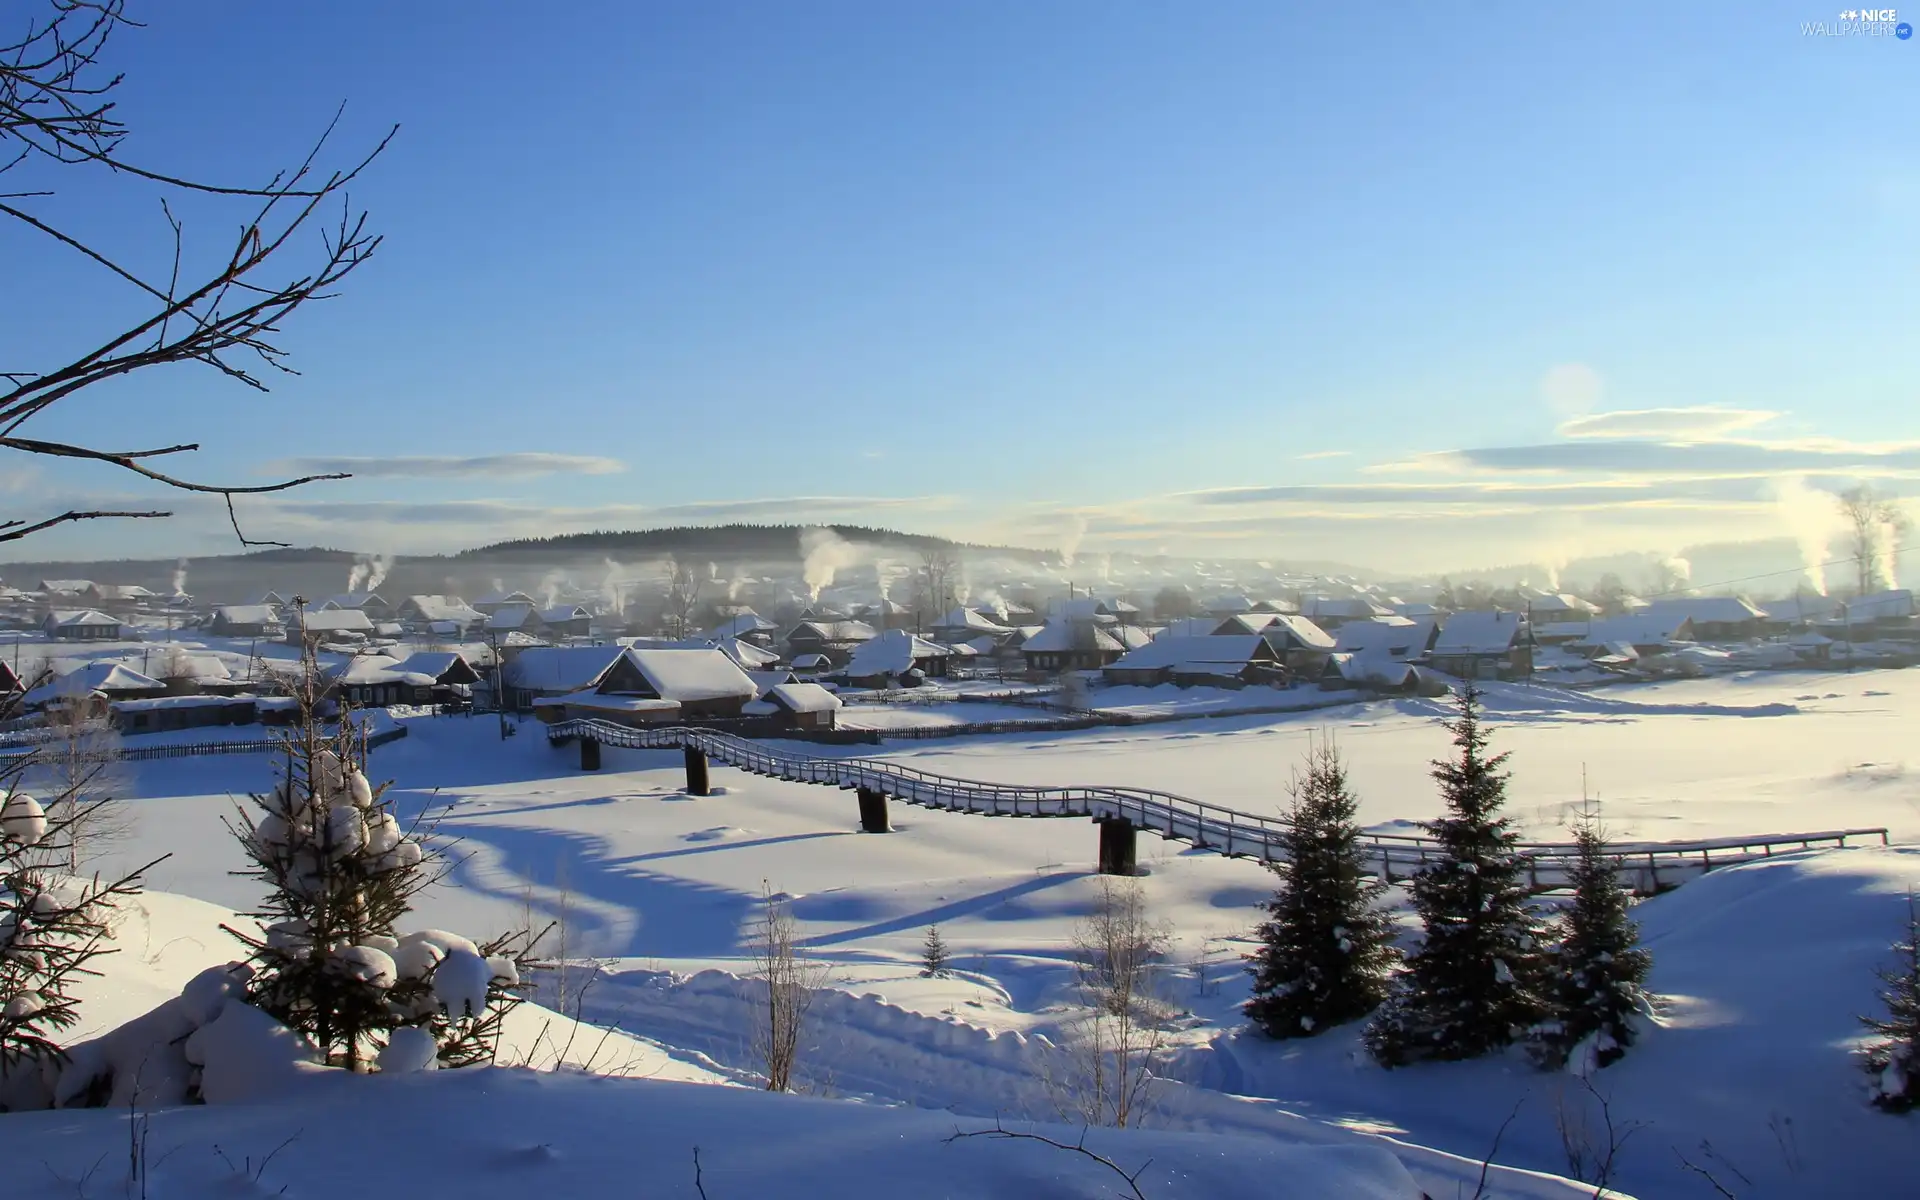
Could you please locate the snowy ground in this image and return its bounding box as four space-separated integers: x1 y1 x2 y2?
18 666 1920 1196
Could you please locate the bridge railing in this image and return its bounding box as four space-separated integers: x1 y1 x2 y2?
546 718 1890 888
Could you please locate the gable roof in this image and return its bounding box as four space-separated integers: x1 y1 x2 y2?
23 660 164 706
707 613 778 640
403 595 483 624
934 607 1009 634
788 620 878 643
1431 610 1526 655
1156 617 1227 639
38 579 94 594
301 609 374 633
1256 614 1336 650
1107 634 1274 673
1020 622 1152 655
475 590 537 607
44 609 118 628
539 605 592 624
1640 596 1765 626
323 592 387 611
390 651 477 683
617 647 758 703
768 682 842 714
487 604 539 631
1302 595 1396 621
1334 616 1437 657
504 645 624 693
213 604 281 626
844 629 952 677
1572 612 1695 647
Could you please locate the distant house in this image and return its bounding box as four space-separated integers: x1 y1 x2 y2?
540 647 759 725
929 606 1010 644
538 606 594 639
500 645 626 712
486 604 544 638
1428 611 1532 680
22 661 166 716
1156 617 1226 639
289 609 374 646
1299 595 1396 629
111 695 260 736
1569 613 1696 658
841 629 953 689
1639 597 1766 643
256 590 288 608
705 612 780 645
790 652 832 675
1102 634 1285 689
746 682 843 731
38 579 95 601
331 651 481 707
783 620 879 667
1333 616 1439 661
473 590 537 616
321 592 394 621
1020 621 1151 674
209 604 282 639
43 609 120 641
398 595 485 631
85 583 157 614
1254 614 1338 675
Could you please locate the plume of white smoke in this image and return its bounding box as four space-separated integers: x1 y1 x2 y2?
489 577 505 595
1660 555 1694 595
172 558 189 596
727 568 749 602
601 558 627 616
365 553 392 592
1769 476 1845 595
1058 515 1088 568
952 563 972 608
539 570 565 610
346 559 369 593
976 588 1010 621
799 527 861 602
1870 517 1900 592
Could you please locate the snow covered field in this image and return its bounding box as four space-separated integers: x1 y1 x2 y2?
10 666 1920 1196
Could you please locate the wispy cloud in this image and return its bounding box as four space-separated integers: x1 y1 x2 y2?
1294 450 1352 461
1385 439 1920 477
1556 407 1782 441
267 453 627 479
263 494 953 527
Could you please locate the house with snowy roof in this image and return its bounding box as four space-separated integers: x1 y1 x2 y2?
746 682 842 731
706 612 780 645
38 579 94 600
1639 597 1766 643
321 592 394 621
537 605 593 640
929 606 1010 644
1020 620 1151 674
1333 616 1438 661
783 620 879 666
499 645 625 712
1300 595 1397 629
841 629 953 689
398 595 485 631
329 651 481 708
288 609 374 646
1567 612 1696 658
473 590 537 615
533 646 759 727
1156 616 1228 639
1102 634 1284 690
1251 614 1338 674
209 605 283 639
22 660 166 716
1428 611 1532 680
43 609 121 641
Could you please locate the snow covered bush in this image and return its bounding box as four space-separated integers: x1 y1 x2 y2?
1528 813 1652 1072
0 754 152 1109
1244 734 1399 1040
222 636 539 1073
1365 684 1552 1067
1861 895 1920 1111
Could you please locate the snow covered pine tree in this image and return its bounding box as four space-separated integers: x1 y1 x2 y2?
1245 734 1398 1039
1528 813 1652 1071
1365 683 1551 1066
1861 894 1920 1111
222 631 541 1073
0 712 155 1108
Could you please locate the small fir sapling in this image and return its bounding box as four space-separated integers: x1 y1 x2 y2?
921 924 952 978
1861 894 1920 1111
1528 809 1652 1071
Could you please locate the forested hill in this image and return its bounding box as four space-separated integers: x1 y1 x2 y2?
458 524 1043 560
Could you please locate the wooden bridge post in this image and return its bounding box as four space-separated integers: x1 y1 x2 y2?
580 737 601 772
684 746 711 796
857 787 891 833
1096 818 1137 876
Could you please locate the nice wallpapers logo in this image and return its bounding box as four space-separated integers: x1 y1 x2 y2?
1803 8 1914 35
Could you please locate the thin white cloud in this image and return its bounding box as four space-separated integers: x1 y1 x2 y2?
1392 439 1920 477
1539 363 1603 419
1294 450 1352 461
268 453 626 479
1557 407 1782 441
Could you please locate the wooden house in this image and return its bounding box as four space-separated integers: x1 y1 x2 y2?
1102 635 1284 689
43 609 121 641
1428 611 1532 680
500 645 625 712
783 620 879 667
209 604 282 639
744 682 843 731
841 629 953 688
321 592 394 621
1019 620 1151 674
538 647 758 725
1640 597 1765 643
473 590 537 615
398 595 485 631
538 605 594 640
290 609 374 645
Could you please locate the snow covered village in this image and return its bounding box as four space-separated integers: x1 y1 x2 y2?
3 4 1918 1199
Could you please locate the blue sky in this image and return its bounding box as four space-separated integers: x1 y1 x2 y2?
4 0 1917 572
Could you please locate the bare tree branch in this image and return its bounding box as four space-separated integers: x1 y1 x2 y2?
0 507 166 544
945 1120 1153 1200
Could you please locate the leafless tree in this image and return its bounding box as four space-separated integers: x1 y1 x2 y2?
1551 1076 1644 1197
1837 486 1910 596
1 0 393 548
660 557 705 640
751 882 827 1092
32 700 130 870
1050 876 1171 1128
917 547 960 624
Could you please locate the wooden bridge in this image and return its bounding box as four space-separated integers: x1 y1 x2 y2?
547 718 1890 894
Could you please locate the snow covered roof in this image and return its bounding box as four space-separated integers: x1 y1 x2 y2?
538 690 680 714
706 613 778 640
390 652 471 682
1327 652 1420 688
487 604 539 631
844 629 951 677
213 605 280 626
1431 611 1525 655
1202 593 1254 614
1570 612 1693 647
301 610 374 633
503 646 624 693
1020 622 1151 655
403 595 483 624
161 653 232 682
1047 598 1116 622
1843 590 1916 622
1256 614 1336 651
1334 617 1436 657
788 620 878 643
1523 593 1602 615
1108 634 1272 673
323 592 387 611
790 653 832 670
38 579 94 594
44 609 118 628
1641 596 1765 626
934 607 1009 634
110 694 257 712
618 648 759 704
24 660 163 706
768 682 842 714
475 590 536 607
1155 617 1224 639
540 606 592 624
1302 595 1396 621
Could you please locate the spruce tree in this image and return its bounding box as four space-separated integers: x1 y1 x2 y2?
1245 735 1399 1038
1861 895 1920 1111
1529 812 1651 1070
1365 684 1550 1066
223 626 538 1072
921 924 951 978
